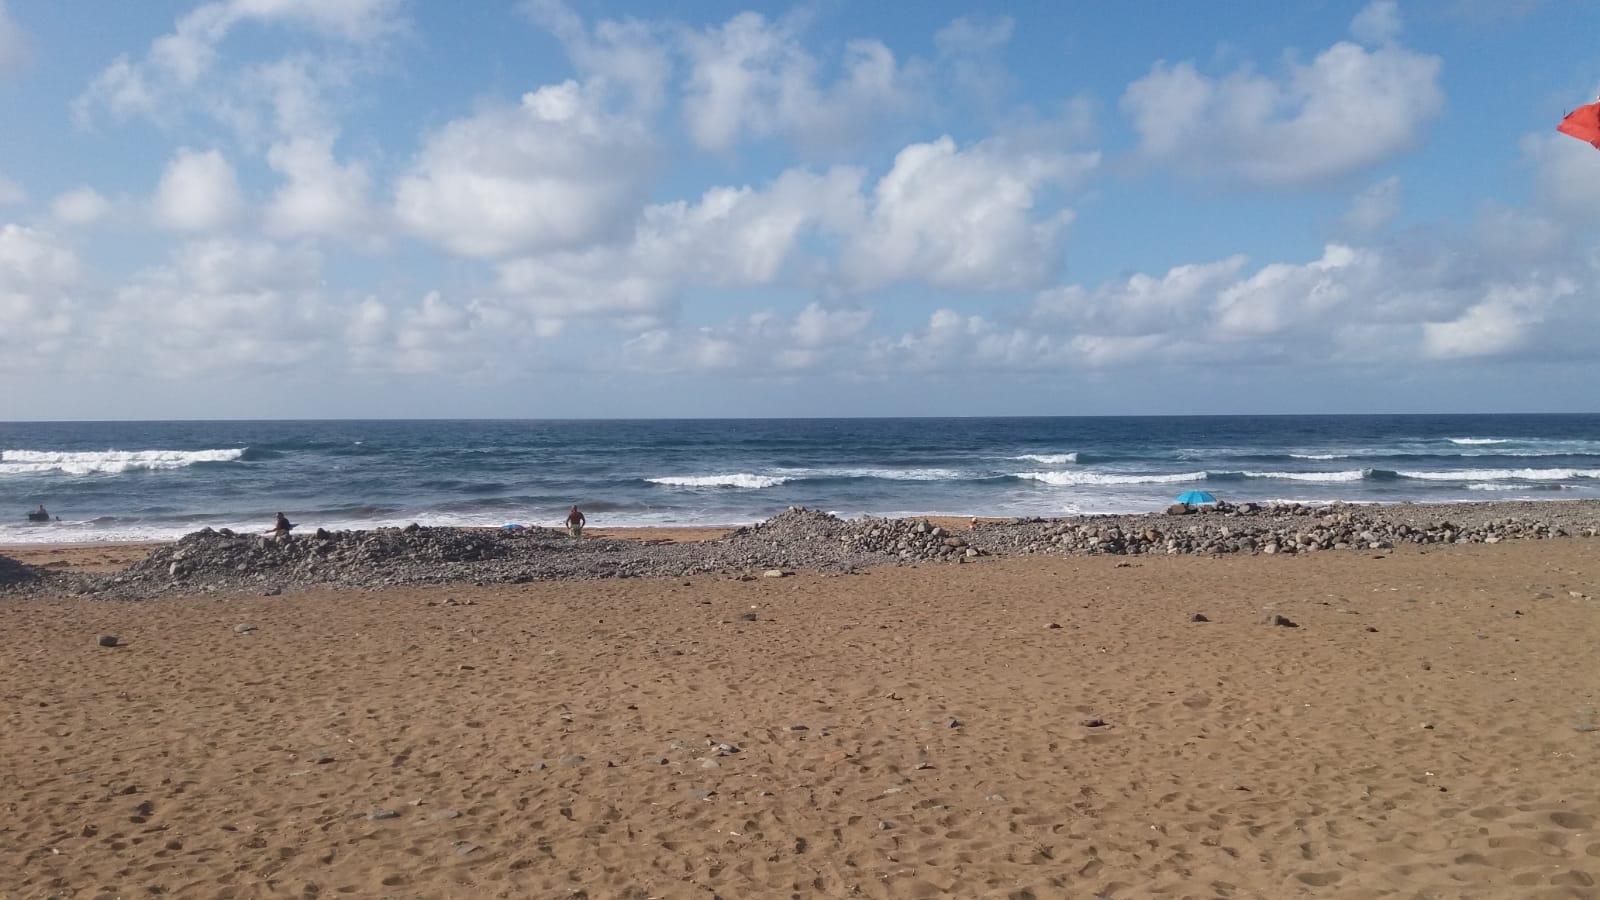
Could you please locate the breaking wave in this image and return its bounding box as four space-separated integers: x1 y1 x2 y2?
1012 453 1079 465
1015 471 1205 486
646 473 792 489
0 448 248 476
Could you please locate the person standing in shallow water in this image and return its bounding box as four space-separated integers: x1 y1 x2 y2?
565 504 586 538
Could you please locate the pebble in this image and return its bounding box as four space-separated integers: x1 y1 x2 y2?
233 623 257 634
368 809 400 820
687 789 716 800
1081 718 1108 728
1269 614 1299 628
20 503 1600 601
431 809 461 821
985 794 1007 803
738 612 758 622
700 759 720 769
947 719 961 729
558 755 585 767
97 635 119 647
452 840 480 856
310 751 335 764
878 821 896 830
1190 613 1210 623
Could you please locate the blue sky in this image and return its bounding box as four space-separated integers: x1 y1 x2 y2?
1 0 1597 419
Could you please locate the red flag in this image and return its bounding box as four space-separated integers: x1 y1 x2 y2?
1557 101 1600 149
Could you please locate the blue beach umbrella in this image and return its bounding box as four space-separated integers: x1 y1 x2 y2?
1174 490 1217 505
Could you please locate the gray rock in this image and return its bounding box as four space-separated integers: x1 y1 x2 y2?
687 788 716 800
97 635 119 647
1268 614 1299 628
452 840 480 856
368 809 399 820
558 754 585 767
233 623 257 634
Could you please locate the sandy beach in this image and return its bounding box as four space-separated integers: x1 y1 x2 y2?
2 534 1598 898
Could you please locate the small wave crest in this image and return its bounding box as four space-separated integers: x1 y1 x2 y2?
1397 467 1600 482
1015 470 1205 486
1448 438 1511 445
1289 453 1346 460
1011 453 1079 465
0 448 248 476
646 473 791 489
1236 470 1369 483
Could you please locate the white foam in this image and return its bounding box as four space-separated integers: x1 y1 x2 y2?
646 473 791 489
1448 438 1510 445
1011 453 1079 465
1015 470 1205 486
1398 467 1600 481
1240 470 1369 482
813 467 962 481
0 448 247 476
1289 453 1346 460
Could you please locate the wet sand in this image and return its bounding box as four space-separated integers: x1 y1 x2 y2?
2 540 1598 897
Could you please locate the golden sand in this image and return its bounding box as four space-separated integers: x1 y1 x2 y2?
2 539 1598 897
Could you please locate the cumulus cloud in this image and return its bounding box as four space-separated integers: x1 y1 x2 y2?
621 302 873 374
264 135 375 237
74 0 404 125
840 136 1097 291
1032 255 1249 335
151 148 247 230
51 187 112 225
680 12 922 152
0 0 30 74
522 0 673 113
1350 0 1403 45
0 225 81 371
101 238 334 376
394 80 658 258
1121 2 1443 187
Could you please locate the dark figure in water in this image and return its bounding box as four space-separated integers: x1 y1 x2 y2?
274 512 296 534
27 504 50 523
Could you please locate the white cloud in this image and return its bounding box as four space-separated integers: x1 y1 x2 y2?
1423 281 1577 360
100 238 333 376
1121 12 1443 188
264 135 375 237
1341 175 1401 234
523 0 673 114
1350 1 1403 45
0 225 81 371
681 12 921 152
151 148 247 231
0 0 30 74
841 135 1096 291
394 80 657 258
0 173 24 205
74 0 403 126
1033 255 1249 335
621 303 873 374
51 187 112 225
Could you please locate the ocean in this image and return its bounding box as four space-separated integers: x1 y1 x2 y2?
2 415 1598 544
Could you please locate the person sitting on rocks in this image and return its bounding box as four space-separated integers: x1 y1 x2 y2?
273 512 296 534
565 504 586 538
27 504 50 522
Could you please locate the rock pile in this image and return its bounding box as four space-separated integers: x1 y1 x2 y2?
4 500 1598 600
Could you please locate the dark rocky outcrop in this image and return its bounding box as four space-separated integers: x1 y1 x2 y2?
4 500 1598 600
